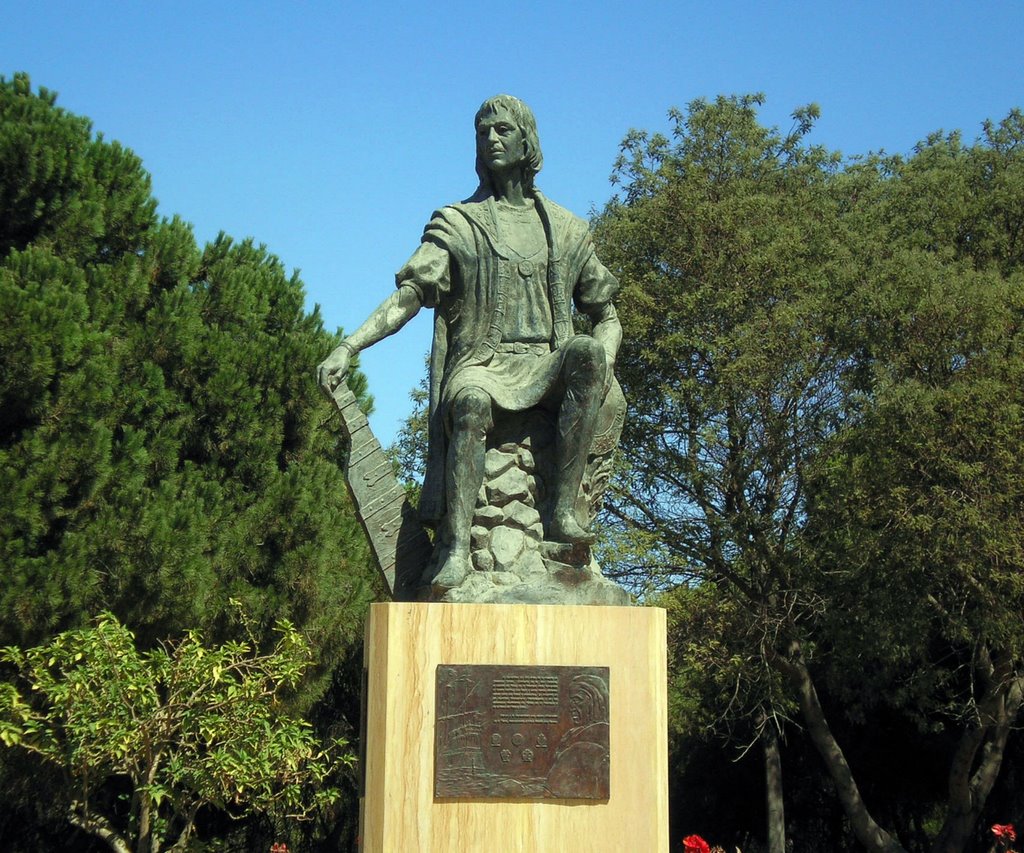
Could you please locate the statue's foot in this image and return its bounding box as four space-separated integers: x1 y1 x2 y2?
548 513 597 546
429 548 472 590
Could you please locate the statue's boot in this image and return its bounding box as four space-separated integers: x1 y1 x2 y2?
548 338 607 545
427 387 492 589
431 547 472 590
549 432 598 546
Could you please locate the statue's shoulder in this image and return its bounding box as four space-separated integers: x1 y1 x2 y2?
418 203 485 255
446 198 490 223
538 195 582 224
432 199 508 253
535 193 590 244
426 200 488 233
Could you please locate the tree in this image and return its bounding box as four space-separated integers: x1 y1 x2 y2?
387 353 430 504
0 71 375 680
0 73 376 846
799 111 1024 853
0 611 354 852
593 93 848 852
595 95 1024 852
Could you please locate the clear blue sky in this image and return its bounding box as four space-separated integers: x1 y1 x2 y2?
4 1 1021 446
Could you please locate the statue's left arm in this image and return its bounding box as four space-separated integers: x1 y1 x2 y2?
574 252 622 375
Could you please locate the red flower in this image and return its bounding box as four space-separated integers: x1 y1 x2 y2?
682 835 711 853
993 824 1017 842
270 845 289 853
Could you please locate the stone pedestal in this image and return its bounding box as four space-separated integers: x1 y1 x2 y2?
358 602 669 852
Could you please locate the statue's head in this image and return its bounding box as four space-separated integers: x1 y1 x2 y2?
474 95 543 191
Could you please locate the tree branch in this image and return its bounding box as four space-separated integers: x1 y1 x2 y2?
68 801 133 853
771 639 907 853
167 801 201 852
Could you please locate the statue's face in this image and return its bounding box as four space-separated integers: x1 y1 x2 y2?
476 107 527 175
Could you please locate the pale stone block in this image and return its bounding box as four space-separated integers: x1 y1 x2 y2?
359 603 669 852
473 504 505 528
472 549 495 573
486 466 531 507
470 525 491 552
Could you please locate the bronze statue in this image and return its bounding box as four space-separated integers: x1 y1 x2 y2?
319 96 624 600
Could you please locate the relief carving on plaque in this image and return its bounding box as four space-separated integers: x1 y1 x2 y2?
434 664 610 800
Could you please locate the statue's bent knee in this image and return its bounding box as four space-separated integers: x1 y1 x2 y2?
563 336 607 388
449 386 494 435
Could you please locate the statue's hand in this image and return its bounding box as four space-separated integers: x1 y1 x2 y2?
317 343 353 395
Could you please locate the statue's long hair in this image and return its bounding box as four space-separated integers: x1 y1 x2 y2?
473 95 544 196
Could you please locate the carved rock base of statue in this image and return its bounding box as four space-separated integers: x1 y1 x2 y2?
419 405 629 606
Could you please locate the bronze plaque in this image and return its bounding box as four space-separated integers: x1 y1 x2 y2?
434 665 609 800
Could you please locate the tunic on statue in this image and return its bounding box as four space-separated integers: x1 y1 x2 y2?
394 190 621 524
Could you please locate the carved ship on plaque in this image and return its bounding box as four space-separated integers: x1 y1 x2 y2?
438 711 485 771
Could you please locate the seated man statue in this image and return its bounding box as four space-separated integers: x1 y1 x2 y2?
318 95 622 590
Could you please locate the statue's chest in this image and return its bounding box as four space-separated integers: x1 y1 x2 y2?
495 206 547 261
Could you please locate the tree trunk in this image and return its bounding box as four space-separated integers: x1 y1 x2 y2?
931 650 1023 853
137 791 153 853
763 718 786 853
773 639 907 853
167 803 200 852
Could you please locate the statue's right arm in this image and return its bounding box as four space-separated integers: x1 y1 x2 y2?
317 284 423 393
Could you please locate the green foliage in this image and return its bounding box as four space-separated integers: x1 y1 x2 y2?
596 93 846 586
800 127 1024 849
597 94 1024 851
662 583 792 742
802 133 1024 729
0 72 375 849
0 72 156 265
594 94 846 736
0 611 354 852
0 75 375 690
387 353 429 505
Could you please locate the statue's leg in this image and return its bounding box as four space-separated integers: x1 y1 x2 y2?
549 336 607 544
433 386 493 588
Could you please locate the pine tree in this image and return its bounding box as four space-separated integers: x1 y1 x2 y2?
0 73 376 847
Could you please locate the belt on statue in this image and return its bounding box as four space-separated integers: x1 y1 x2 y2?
494 342 551 355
